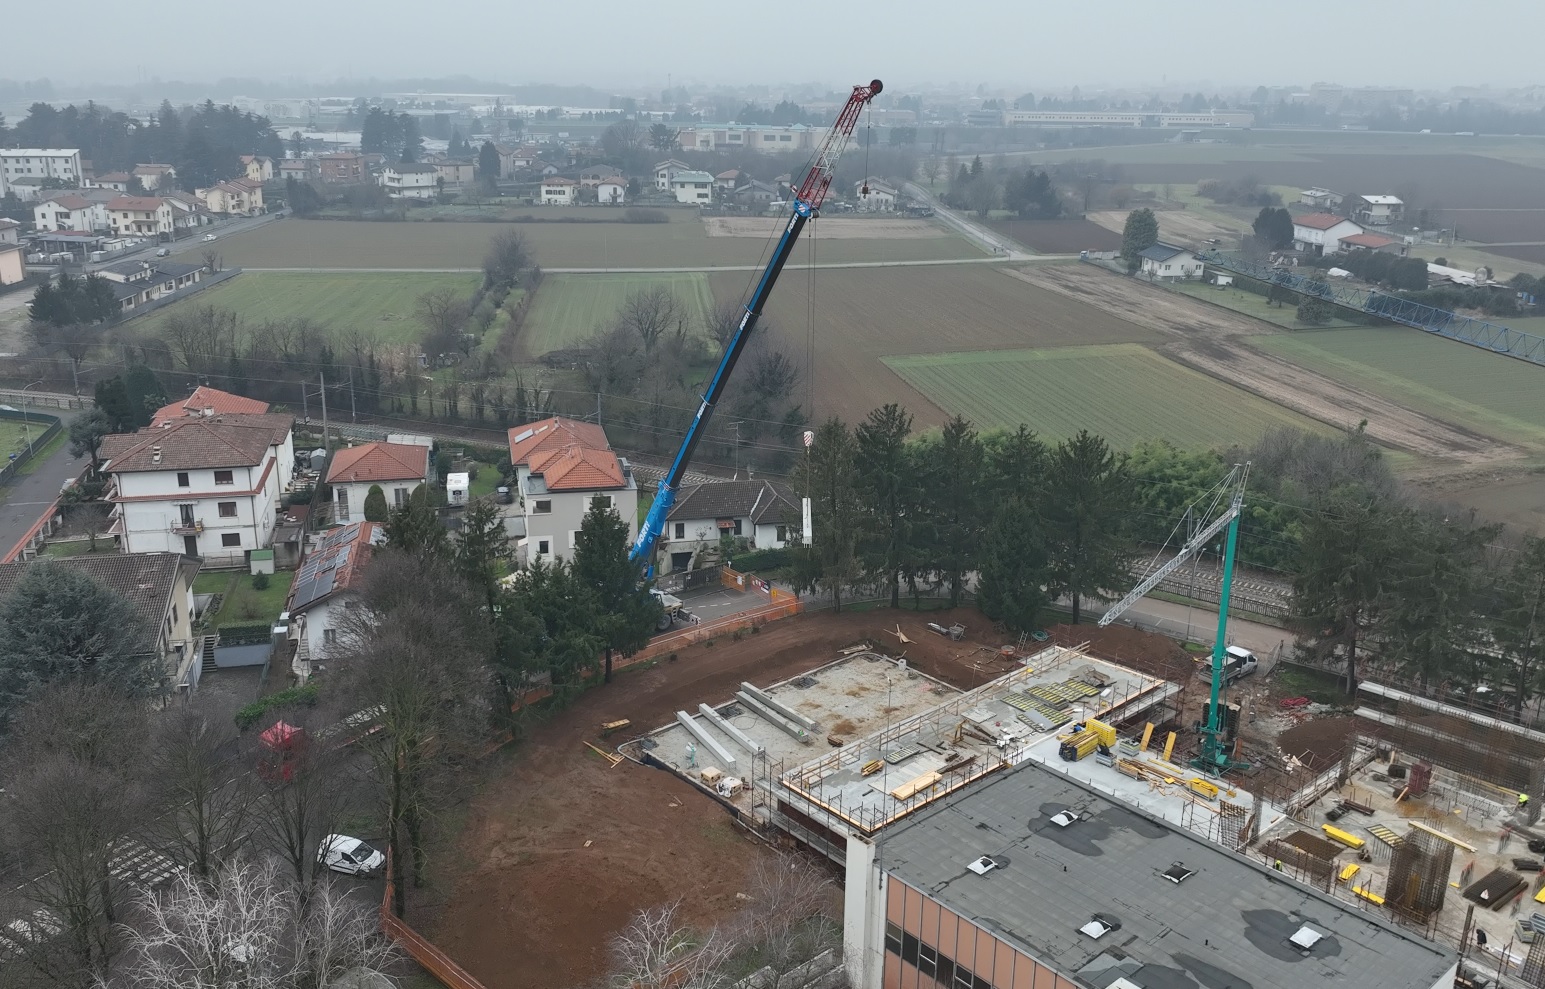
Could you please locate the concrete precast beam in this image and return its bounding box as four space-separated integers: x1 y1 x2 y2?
739 681 818 731
736 691 813 745
699 703 765 756
676 710 736 769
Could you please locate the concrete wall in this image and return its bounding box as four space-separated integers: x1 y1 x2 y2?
214 642 270 668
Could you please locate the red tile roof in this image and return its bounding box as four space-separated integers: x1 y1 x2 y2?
1294 212 1356 231
326 442 430 484
285 520 382 613
527 445 626 490
107 196 166 211
96 172 132 182
100 417 283 472
508 416 612 465
1339 232 1397 248
43 195 92 210
151 386 270 424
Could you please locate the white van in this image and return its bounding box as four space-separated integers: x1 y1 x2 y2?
1222 646 1259 683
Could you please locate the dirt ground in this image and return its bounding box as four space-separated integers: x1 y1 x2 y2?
1003 264 1518 469
984 218 1121 254
1087 209 1242 249
703 217 948 239
433 606 1128 989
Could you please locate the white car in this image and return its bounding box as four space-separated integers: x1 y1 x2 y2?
317 835 384 876
203 233 218 242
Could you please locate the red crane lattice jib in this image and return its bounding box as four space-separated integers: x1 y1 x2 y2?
794 79 883 208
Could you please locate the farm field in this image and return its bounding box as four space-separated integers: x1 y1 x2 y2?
1164 281 1363 330
519 273 715 357
983 217 1120 253
133 271 480 344
1252 327 1545 450
883 343 1327 448
709 265 1166 426
213 217 984 271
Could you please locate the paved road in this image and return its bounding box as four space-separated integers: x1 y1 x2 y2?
902 182 1034 260
1105 596 1290 659
239 254 1078 275
0 411 88 560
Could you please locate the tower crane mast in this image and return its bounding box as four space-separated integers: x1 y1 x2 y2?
629 78 884 567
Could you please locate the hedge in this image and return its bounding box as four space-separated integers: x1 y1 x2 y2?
235 682 321 730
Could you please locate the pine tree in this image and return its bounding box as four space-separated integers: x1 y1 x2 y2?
977 500 1051 633
363 484 388 523
572 499 657 683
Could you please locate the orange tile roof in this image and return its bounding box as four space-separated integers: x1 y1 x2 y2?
107 196 166 211
1339 232 1397 248
527 445 625 490
326 441 430 484
1294 212 1355 231
507 416 613 465
152 385 270 424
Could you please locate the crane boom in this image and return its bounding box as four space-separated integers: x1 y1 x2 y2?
630 78 883 566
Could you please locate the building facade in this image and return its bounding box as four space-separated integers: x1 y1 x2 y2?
507 417 637 565
325 441 430 523
107 196 175 237
1138 242 1205 281
1292 213 1366 255
33 195 106 233
538 177 578 204
379 163 438 199
1 148 83 185
677 124 817 152
660 478 798 572
670 170 714 204
283 520 384 665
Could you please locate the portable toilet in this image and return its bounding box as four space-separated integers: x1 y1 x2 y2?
447 472 470 506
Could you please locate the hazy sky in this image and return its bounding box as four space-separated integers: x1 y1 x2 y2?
10 0 1545 92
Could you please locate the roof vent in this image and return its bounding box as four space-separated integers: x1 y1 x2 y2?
1161 862 1194 884
1079 915 1120 940
1288 925 1322 953
966 856 999 876
1050 810 1079 828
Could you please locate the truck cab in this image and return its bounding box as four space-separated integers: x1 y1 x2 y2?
1222 645 1259 683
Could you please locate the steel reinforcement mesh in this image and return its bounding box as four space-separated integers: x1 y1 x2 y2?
1384 828 1455 922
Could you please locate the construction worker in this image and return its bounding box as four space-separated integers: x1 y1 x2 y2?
1522 793 1531 810
1272 859 1284 871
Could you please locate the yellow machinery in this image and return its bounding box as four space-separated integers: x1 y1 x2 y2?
1187 778 1220 801
1321 824 1366 850
1058 719 1116 763
1339 863 1361 884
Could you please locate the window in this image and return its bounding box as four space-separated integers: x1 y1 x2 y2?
732 519 743 536
569 530 581 548
533 500 552 515
171 604 179 624
776 524 788 542
323 628 336 644
177 472 190 487
214 470 234 485
673 522 685 540
537 539 550 555
336 489 350 521
393 487 409 507
593 495 612 510
218 501 237 518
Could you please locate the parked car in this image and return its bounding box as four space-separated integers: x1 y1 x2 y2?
202 233 218 242
155 247 170 257
495 485 513 505
317 834 384 876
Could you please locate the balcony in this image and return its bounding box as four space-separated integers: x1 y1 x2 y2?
170 519 204 535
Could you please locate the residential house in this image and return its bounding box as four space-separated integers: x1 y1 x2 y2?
433 159 475 189
715 169 744 193
107 196 175 238
1299 187 1344 210
529 159 561 176
0 218 19 245
1292 213 1365 255
855 178 897 211
87 171 133 192
0 553 202 695
1339 232 1402 254
0 245 23 287
3 178 52 202
151 385 270 426
162 189 210 233
538 177 578 205
34 195 106 233
507 417 638 565
734 180 779 207
199 179 264 216
100 412 296 562
660 479 798 572
654 158 690 190
131 163 177 190
379 163 438 199
240 155 275 182
283 520 385 665
318 152 366 183
98 258 208 312
670 170 715 204
1 148 83 185
596 178 626 205
678 124 815 153
578 167 622 189
279 158 319 182
325 441 431 523
1354 194 1404 226
1138 242 1205 281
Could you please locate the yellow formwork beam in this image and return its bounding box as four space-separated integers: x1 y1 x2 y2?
1321 824 1366 850
1140 723 1154 753
1339 863 1361 883
1163 731 1176 763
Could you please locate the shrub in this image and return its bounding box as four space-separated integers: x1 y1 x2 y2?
235 682 321 730
252 571 271 591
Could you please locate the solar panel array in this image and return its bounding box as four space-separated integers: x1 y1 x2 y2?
290 530 356 611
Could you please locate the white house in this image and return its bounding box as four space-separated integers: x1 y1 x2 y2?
596 178 626 205
670 170 715 204
1292 213 1365 255
86 171 133 192
654 158 690 191
855 177 897 211
325 441 431 524
538 177 578 205
660 478 798 573
132 164 177 190
97 259 207 315
1 148 82 186
241 155 275 183
107 196 175 238
1299 187 1344 209
284 520 385 665
1138 242 1205 281
1354 194 1404 226
0 218 19 245
33 195 106 233
379 163 438 199
507 417 638 565
100 413 296 564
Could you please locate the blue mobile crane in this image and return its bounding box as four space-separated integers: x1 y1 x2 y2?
629 78 884 569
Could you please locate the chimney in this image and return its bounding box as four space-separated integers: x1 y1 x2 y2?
151 444 162 464
203 406 214 417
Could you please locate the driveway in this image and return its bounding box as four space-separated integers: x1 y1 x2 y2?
677 584 772 624
0 411 89 561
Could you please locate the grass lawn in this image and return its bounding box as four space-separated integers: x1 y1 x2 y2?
1165 280 1362 330
197 570 295 628
468 462 503 499
0 421 42 458
134 271 481 344
521 272 715 356
1253 327 1545 451
882 343 1328 450
41 539 111 557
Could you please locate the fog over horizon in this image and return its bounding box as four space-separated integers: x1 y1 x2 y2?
5 0 1544 95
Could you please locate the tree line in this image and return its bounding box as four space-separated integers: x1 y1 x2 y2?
359 107 425 162
935 154 1062 219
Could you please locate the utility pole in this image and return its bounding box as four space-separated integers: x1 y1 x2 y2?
319 372 329 452
301 378 309 425
348 372 357 422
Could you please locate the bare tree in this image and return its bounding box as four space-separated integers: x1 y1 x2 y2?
608 901 735 989
112 859 397 989
141 696 257 883
744 339 803 405
252 712 356 891
618 286 688 352
482 229 533 290
581 324 643 397
732 855 839 986
921 158 941 188
704 299 747 352
162 305 239 376
29 321 98 395
415 288 472 360
200 249 222 273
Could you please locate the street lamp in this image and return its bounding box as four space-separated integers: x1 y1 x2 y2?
19 379 43 455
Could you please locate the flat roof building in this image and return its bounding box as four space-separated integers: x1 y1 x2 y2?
847 758 1458 989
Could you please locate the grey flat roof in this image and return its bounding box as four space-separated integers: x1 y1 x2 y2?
878 760 1456 989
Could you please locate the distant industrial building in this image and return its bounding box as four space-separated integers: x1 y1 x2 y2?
1000 110 1254 128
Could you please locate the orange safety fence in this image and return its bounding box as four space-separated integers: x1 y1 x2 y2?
381 849 489 989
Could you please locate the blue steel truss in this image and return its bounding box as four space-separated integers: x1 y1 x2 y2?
1198 250 1545 368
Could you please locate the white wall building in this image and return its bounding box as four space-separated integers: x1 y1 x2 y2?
670 170 714 204
107 196 175 237
284 520 384 664
855 178 897 211
677 124 816 153
101 413 296 563
1138 242 1206 281
538 177 578 205
379 163 438 199
507 417 637 565
654 158 689 190
1355 194 1405 226
1 148 82 186
33 195 107 233
596 178 626 205
1292 213 1366 255
325 441 431 524
659 479 798 573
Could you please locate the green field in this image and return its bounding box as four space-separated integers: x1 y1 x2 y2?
1253 327 1545 450
0 421 45 458
195 570 296 628
521 273 715 356
883 343 1326 449
213 216 983 270
1165 281 1363 330
136 271 480 344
